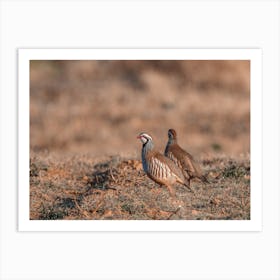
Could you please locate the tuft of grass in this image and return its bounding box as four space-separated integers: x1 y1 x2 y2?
121 203 135 214
222 163 249 179
39 204 67 220
30 159 48 177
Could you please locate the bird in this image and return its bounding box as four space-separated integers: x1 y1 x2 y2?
137 132 193 198
164 128 209 186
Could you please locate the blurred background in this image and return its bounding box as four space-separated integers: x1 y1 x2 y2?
30 60 250 158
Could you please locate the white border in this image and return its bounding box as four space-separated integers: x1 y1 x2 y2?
18 48 262 232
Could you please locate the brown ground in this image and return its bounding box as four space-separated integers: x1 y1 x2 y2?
30 60 250 220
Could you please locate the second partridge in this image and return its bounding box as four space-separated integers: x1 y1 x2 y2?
164 129 209 186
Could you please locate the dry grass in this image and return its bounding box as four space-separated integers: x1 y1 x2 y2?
30 153 250 220
29 60 250 220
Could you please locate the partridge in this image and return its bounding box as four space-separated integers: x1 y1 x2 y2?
164 129 209 186
137 132 193 197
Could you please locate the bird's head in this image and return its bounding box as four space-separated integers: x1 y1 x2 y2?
137 132 153 145
168 128 177 140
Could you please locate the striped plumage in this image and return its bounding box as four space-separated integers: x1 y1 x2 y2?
137 132 193 197
165 129 209 186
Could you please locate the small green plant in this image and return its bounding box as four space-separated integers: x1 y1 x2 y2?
39 204 67 220
222 164 249 179
211 143 222 151
121 203 135 214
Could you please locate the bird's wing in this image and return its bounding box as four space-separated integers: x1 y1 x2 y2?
171 144 203 177
155 152 185 182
